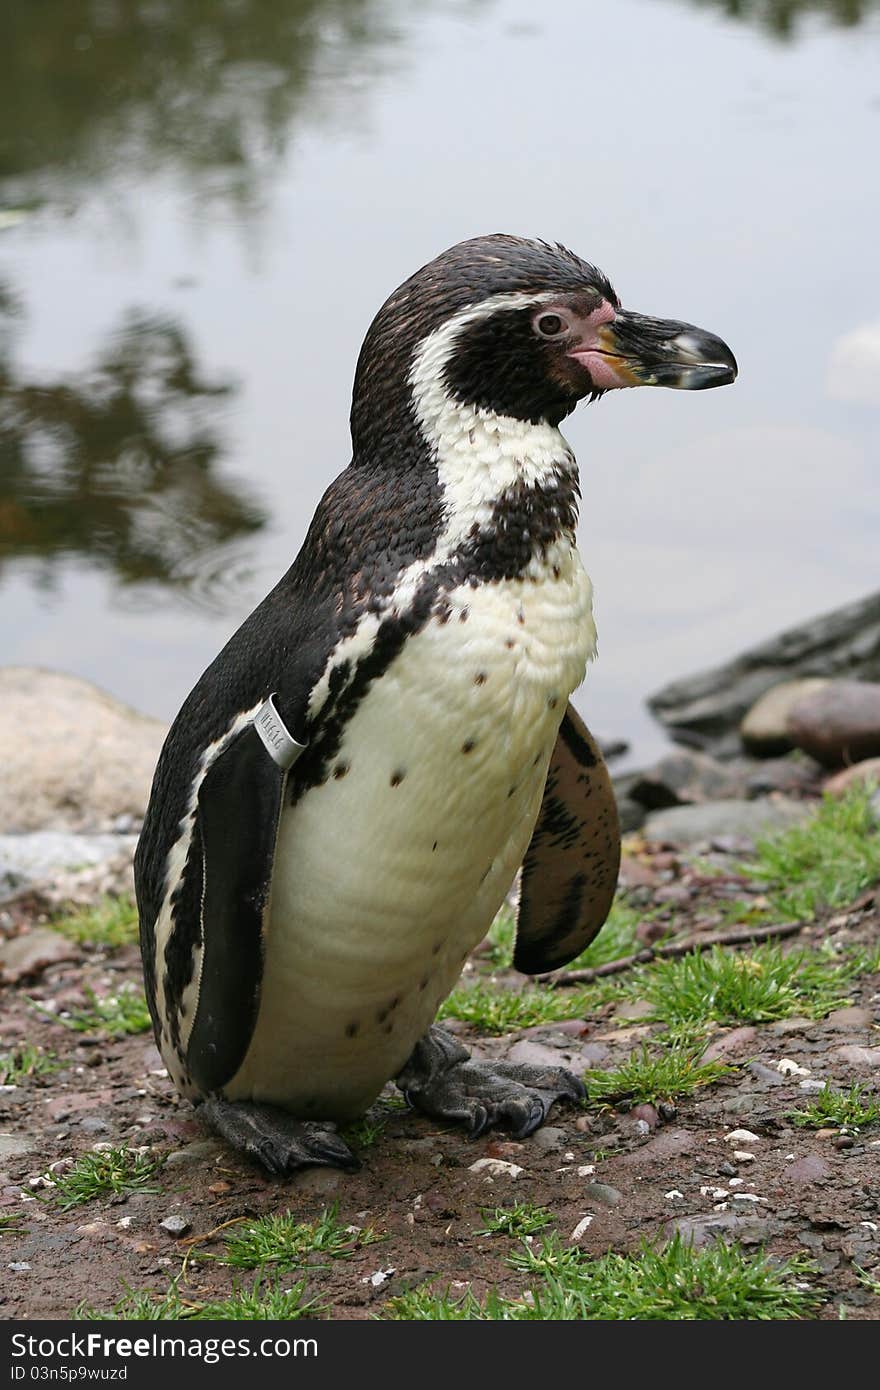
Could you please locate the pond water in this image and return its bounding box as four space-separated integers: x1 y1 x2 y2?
2 0 879 763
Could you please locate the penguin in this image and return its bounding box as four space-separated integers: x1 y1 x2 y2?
135 235 736 1173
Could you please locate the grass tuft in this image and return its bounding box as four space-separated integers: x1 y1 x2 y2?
625 942 854 1027
0 1043 58 1086
49 1147 162 1210
788 1083 880 1132
32 983 152 1037
476 1202 555 1238
741 787 880 922
387 1236 821 1321
221 1203 380 1271
51 897 139 949
586 1043 734 1106
77 1276 323 1321
438 979 604 1033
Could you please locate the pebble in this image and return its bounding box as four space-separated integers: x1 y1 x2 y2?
833 1046 880 1068
159 1215 192 1238
530 1126 567 1152
717 1161 738 1178
8 1262 31 1272
362 1268 396 1287
733 1151 756 1163
701 1027 757 1062
0 928 79 985
468 1158 523 1179
582 1182 622 1207
724 1129 761 1144
776 1058 811 1077
824 1007 875 1031
799 1080 828 1093
747 1061 787 1086
833 1135 855 1150
815 1129 840 1140
164 1139 221 1166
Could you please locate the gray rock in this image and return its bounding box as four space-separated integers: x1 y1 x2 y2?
647 591 880 757
743 755 823 798
740 680 830 757
530 1127 567 1152
0 927 78 984
665 1211 776 1248
164 1139 221 1166
0 667 167 834
159 1214 192 1237
0 1133 32 1159
642 797 810 847
823 757 880 797
787 680 880 768
0 831 138 900
627 750 745 810
833 1045 880 1068
582 1182 622 1206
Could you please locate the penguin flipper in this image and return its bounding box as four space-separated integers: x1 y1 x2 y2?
184 717 296 1094
513 702 621 975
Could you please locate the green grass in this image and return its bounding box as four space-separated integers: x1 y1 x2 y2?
78 1276 323 1321
484 906 516 967
741 786 880 922
220 1203 380 1271
0 1043 58 1085
624 942 855 1028
49 1147 162 1210
386 1236 821 1320
51 897 139 949
788 1083 880 1133
0 1213 27 1236
438 979 603 1033
476 1202 555 1238
586 1043 735 1106
32 983 152 1037
342 1095 409 1150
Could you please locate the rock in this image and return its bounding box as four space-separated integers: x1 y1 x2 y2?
746 1062 787 1086
642 797 810 847
0 668 167 833
743 756 824 799
0 927 78 984
701 1027 757 1062
164 1139 222 1167
825 1007 874 1031
647 591 880 757
665 1211 775 1248
740 680 830 757
824 758 880 796
0 831 138 901
724 1129 761 1144
468 1158 523 1179
0 1134 32 1159
626 750 745 810
833 1046 880 1068
786 681 880 768
530 1127 567 1153
159 1214 191 1238
582 1182 622 1207
786 1154 832 1184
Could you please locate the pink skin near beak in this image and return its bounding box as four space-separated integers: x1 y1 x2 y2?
566 300 640 389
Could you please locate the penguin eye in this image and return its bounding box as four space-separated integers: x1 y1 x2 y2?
535 313 569 339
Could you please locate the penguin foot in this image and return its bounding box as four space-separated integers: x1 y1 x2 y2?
396 1025 585 1140
199 1098 359 1175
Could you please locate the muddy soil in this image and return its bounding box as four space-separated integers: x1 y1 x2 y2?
1 862 879 1322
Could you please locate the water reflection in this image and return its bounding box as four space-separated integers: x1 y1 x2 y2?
0 298 265 602
679 0 878 37
0 0 435 212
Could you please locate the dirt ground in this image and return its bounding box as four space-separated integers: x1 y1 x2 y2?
1 859 879 1322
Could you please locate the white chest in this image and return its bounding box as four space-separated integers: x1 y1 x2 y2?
228 546 596 1116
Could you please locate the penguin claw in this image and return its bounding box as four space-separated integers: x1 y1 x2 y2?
397 1025 584 1141
199 1097 359 1175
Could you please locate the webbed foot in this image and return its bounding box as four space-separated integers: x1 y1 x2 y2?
396 1026 585 1140
199 1097 359 1174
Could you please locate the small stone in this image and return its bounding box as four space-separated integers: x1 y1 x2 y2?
164 1139 221 1166
747 1061 787 1086
702 1027 757 1062
577 1165 595 1177
530 1127 567 1152
833 1135 855 1150
664 1190 684 1200
815 1128 840 1140
718 1161 737 1178
642 798 810 848
786 1154 832 1184
824 758 880 796
799 1080 829 1093
824 1007 874 1030
629 1103 660 1130
733 1151 756 1163
740 679 830 757
468 1158 523 1179
582 1182 622 1207
833 1046 880 1068
775 1058 811 1077
207 1181 231 1195
787 680 880 768
0 928 79 984
159 1215 191 1238
724 1129 761 1144
7 1262 31 1272
657 1102 677 1123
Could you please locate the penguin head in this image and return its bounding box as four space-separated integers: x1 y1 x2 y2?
352 235 737 446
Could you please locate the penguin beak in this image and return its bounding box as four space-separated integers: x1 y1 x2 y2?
569 309 738 391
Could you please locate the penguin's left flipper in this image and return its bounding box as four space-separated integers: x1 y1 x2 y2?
513 702 621 975
397 1026 585 1139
